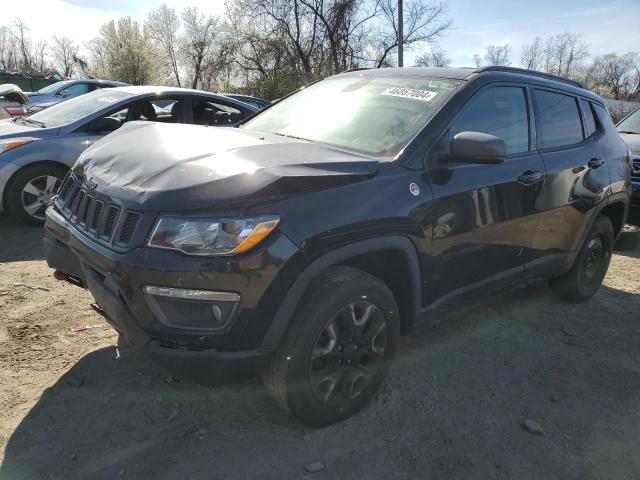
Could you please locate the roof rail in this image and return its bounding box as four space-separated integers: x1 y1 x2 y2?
473 66 585 89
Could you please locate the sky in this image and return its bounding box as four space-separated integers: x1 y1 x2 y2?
15 0 640 68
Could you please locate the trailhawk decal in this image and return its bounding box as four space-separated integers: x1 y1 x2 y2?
381 88 438 102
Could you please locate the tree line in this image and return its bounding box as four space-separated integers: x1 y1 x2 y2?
1 2 639 106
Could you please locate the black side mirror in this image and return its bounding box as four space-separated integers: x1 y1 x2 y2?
450 131 506 164
90 116 122 134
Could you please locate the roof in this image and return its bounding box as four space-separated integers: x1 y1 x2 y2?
337 65 597 99
114 85 222 96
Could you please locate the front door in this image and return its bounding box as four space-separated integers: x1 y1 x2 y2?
424 84 546 307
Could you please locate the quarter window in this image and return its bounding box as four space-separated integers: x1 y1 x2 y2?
451 86 529 155
581 99 597 138
535 90 584 149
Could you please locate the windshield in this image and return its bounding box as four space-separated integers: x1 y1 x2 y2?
37 82 69 94
618 108 640 134
242 75 463 157
26 89 131 127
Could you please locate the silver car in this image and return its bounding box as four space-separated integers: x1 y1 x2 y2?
0 86 257 224
26 79 128 112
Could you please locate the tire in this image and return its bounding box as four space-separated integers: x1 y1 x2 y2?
5 163 67 225
550 215 614 303
614 224 640 251
264 266 400 427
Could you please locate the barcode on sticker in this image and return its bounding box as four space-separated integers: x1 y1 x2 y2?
381 88 438 102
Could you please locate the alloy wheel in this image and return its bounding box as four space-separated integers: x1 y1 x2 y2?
308 301 388 406
21 175 61 221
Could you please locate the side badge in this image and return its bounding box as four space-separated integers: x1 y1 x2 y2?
409 182 420 197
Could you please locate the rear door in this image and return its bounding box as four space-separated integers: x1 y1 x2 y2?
528 88 610 273
425 84 546 305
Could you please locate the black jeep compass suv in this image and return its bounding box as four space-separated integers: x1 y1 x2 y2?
44 67 632 426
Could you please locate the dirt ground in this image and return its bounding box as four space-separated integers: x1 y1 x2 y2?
0 213 639 480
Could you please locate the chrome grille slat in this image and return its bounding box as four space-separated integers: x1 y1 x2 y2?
54 174 140 248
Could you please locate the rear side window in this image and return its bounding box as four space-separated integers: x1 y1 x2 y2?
451 86 529 155
535 90 583 149
581 100 597 138
592 103 617 133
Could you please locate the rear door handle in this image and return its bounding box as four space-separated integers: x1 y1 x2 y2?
588 158 606 169
517 170 543 186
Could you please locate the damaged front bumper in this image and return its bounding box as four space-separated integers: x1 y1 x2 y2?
43 206 299 381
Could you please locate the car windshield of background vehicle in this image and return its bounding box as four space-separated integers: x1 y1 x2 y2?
26 90 132 128
242 75 463 158
617 108 640 134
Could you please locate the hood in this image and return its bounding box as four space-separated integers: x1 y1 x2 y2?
0 84 29 104
0 119 58 138
620 132 640 155
76 122 380 211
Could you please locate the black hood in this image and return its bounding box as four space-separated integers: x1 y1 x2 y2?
76 122 379 211
620 132 640 155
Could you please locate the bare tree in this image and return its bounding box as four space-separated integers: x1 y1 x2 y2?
51 36 78 77
0 26 19 71
181 7 220 89
11 18 33 71
146 5 182 86
544 32 589 78
373 0 451 68
415 45 451 67
588 53 636 100
472 53 482 68
521 36 543 70
484 44 510 66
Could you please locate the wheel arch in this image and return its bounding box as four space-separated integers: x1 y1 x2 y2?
262 236 423 348
599 199 627 238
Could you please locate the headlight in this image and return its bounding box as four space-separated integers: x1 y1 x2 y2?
0 137 37 154
147 215 280 256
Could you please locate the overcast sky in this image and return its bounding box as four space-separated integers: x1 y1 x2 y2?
19 0 640 67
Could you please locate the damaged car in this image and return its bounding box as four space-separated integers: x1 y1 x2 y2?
0 84 29 119
44 67 631 426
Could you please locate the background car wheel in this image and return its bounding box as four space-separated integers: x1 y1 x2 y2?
264 266 400 427
614 224 640 251
6 164 67 225
550 215 614 303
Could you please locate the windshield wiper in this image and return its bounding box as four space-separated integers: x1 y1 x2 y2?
618 130 639 135
19 117 47 128
273 132 311 142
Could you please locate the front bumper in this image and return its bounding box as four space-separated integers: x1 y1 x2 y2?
44 206 301 380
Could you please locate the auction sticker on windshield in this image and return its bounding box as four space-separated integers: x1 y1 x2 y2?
382 88 438 102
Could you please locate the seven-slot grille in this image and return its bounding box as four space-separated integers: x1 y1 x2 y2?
632 158 640 182
56 173 141 247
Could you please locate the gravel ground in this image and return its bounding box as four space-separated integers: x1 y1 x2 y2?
0 214 639 480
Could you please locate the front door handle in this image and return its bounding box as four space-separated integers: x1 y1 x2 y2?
517 170 543 186
588 157 606 169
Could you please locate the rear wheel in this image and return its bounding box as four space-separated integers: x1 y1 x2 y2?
550 215 614 302
6 164 67 225
264 267 400 427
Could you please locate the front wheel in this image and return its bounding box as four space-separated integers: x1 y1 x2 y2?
5 164 67 225
550 215 614 302
264 267 400 427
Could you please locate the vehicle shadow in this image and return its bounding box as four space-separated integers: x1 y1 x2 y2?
1 282 640 479
0 213 45 262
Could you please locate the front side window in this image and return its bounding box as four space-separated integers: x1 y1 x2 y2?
242 75 463 158
450 86 529 155
535 90 584 149
65 83 90 97
132 98 182 123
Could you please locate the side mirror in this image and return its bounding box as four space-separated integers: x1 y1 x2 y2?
58 90 71 98
90 116 122 134
450 131 506 164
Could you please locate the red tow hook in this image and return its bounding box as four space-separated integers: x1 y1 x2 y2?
53 270 86 289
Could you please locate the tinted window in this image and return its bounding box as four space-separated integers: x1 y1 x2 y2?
193 99 246 126
535 90 583 149
581 99 597 137
66 83 89 96
451 86 529 155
